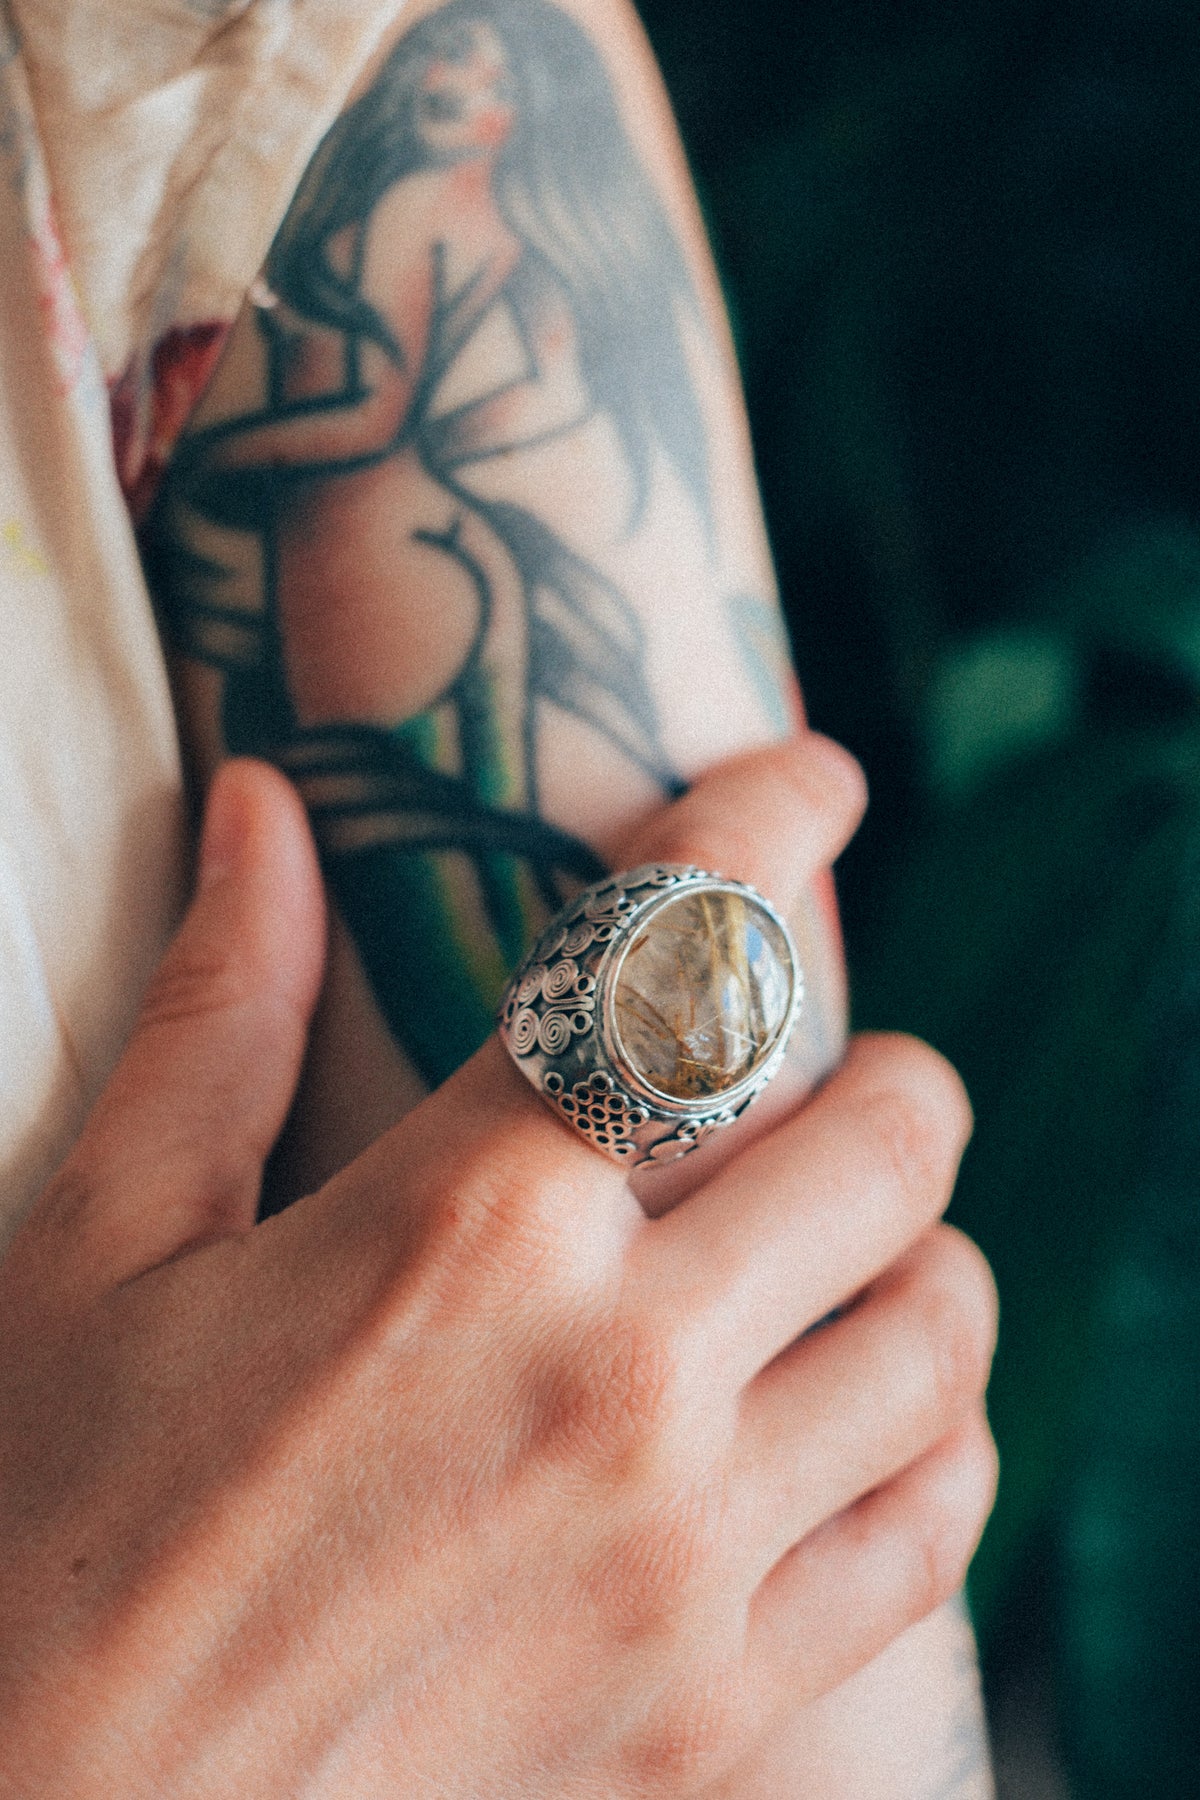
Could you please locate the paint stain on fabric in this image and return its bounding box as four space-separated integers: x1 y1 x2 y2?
1 519 48 578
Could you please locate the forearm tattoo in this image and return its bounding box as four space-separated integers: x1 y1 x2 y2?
147 0 730 1086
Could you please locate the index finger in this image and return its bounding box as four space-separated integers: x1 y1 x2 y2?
312 1032 641 1284
285 733 868 1293
621 731 866 906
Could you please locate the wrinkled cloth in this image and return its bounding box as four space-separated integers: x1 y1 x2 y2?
0 0 405 1249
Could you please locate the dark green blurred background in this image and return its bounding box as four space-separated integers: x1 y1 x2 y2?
637 1 1200 1792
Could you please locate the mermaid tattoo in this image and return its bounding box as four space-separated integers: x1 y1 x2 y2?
149 0 718 1084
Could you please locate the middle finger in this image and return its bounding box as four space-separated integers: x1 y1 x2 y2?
634 1032 973 1390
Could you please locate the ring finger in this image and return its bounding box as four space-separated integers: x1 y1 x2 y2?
730 1223 998 1581
747 1409 1000 1710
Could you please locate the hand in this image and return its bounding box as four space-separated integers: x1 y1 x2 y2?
0 739 997 1799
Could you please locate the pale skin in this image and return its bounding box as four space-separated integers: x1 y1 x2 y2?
59 0 998 1788
0 745 999 1798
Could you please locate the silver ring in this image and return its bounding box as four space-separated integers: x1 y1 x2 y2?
499 864 803 1168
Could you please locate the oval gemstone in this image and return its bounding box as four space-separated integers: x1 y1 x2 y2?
610 888 794 1102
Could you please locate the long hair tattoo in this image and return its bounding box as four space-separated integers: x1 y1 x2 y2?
266 0 712 525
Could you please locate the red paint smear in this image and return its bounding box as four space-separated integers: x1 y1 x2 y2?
111 319 230 521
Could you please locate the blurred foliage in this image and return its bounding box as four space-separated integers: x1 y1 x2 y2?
638 1 1200 1790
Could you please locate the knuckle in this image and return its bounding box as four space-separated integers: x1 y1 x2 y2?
138 943 244 1034
597 1485 726 1635
603 1319 685 1445
911 1421 1000 1616
422 1135 570 1301
623 1671 748 1791
859 1090 949 1228
30 1163 95 1241
813 733 870 806
855 1033 973 1142
911 1515 962 1624
853 1037 973 1221
580 1518 699 1668
941 1226 1000 1355
913 1229 999 1420
965 1415 1002 1526
561 1325 728 1643
970 1417 1002 1533
540 1313 687 1477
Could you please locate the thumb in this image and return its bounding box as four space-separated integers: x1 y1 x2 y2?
18 760 326 1303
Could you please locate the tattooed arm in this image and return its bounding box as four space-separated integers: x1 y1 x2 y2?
147 1 992 1791
150 0 846 1149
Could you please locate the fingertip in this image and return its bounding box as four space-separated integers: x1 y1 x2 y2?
933 1223 1001 1359
844 1033 975 1157
915 1413 1001 1603
196 758 328 1015
197 758 254 891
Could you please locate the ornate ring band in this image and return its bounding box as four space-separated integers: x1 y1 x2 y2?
498 864 803 1169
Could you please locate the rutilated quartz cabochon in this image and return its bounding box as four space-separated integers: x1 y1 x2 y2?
499 865 802 1166
608 886 795 1102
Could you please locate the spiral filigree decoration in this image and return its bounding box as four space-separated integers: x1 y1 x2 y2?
543 959 579 1001
517 965 548 1006
536 1011 574 1055
509 1008 540 1056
